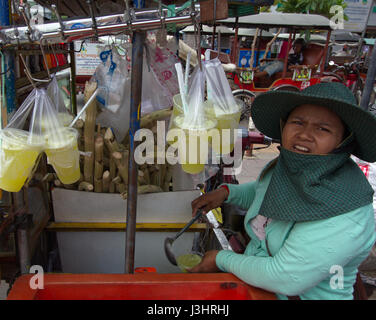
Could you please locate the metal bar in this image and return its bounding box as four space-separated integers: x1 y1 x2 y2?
356 4 373 59
124 31 145 274
0 0 16 122
69 43 78 115
360 40 376 110
45 15 193 43
282 30 293 78
46 222 207 232
17 227 30 274
0 13 194 45
320 29 331 77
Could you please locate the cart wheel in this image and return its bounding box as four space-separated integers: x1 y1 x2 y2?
232 90 256 121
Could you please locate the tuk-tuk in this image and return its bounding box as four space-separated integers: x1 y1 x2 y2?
214 12 333 111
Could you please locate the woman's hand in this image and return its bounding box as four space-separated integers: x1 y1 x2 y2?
187 250 221 273
191 187 229 216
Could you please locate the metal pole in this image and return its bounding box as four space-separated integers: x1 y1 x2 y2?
69 43 78 115
356 3 373 59
1 15 194 45
0 0 16 124
125 31 145 274
320 30 331 77
360 43 376 111
231 18 239 64
17 223 30 274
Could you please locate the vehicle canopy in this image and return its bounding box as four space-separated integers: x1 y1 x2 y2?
218 12 332 30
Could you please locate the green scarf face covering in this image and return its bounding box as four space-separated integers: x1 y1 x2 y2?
258 137 374 222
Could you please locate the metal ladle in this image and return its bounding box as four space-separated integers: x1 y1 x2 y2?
164 210 203 266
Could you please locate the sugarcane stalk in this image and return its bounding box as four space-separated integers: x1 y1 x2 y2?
140 164 150 185
109 182 116 193
138 170 146 185
140 108 172 129
102 170 110 193
121 184 163 200
112 151 129 185
94 177 102 193
116 183 126 194
78 181 94 192
151 165 160 186
159 163 166 188
103 157 110 168
112 176 122 184
163 164 173 192
104 127 121 154
94 136 104 178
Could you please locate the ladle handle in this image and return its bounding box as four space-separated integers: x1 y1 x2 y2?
173 210 203 241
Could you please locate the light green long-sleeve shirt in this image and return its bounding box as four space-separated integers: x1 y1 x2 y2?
216 166 376 300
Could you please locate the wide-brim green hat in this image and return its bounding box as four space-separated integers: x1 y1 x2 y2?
251 82 376 162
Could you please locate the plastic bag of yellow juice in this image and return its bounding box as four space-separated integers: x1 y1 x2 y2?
203 57 242 155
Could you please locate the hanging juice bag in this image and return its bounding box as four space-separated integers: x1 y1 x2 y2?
0 89 44 192
0 88 80 192
37 90 81 185
203 56 242 155
169 63 216 175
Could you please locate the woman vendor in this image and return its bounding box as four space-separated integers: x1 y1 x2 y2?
190 82 376 300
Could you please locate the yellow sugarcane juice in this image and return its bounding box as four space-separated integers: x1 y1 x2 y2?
0 128 43 192
57 112 74 127
40 112 73 133
205 101 241 155
167 94 185 146
177 253 202 273
174 115 216 175
44 127 80 184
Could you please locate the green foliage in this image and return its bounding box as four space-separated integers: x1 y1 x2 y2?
275 0 348 20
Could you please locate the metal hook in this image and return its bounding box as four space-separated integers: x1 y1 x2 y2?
50 4 66 41
87 0 99 41
40 37 51 80
19 4 34 43
19 37 52 86
124 0 134 35
19 54 37 89
71 40 86 53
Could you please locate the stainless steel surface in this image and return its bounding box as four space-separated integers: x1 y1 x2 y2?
0 11 194 45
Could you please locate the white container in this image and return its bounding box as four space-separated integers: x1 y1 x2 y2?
52 189 203 273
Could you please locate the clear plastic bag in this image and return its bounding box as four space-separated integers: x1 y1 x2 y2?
0 88 80 192
47 75 73 126
169 63 216 175
142 32 180 116
203 55 242 155
94 45 131 142
92 47 130 114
